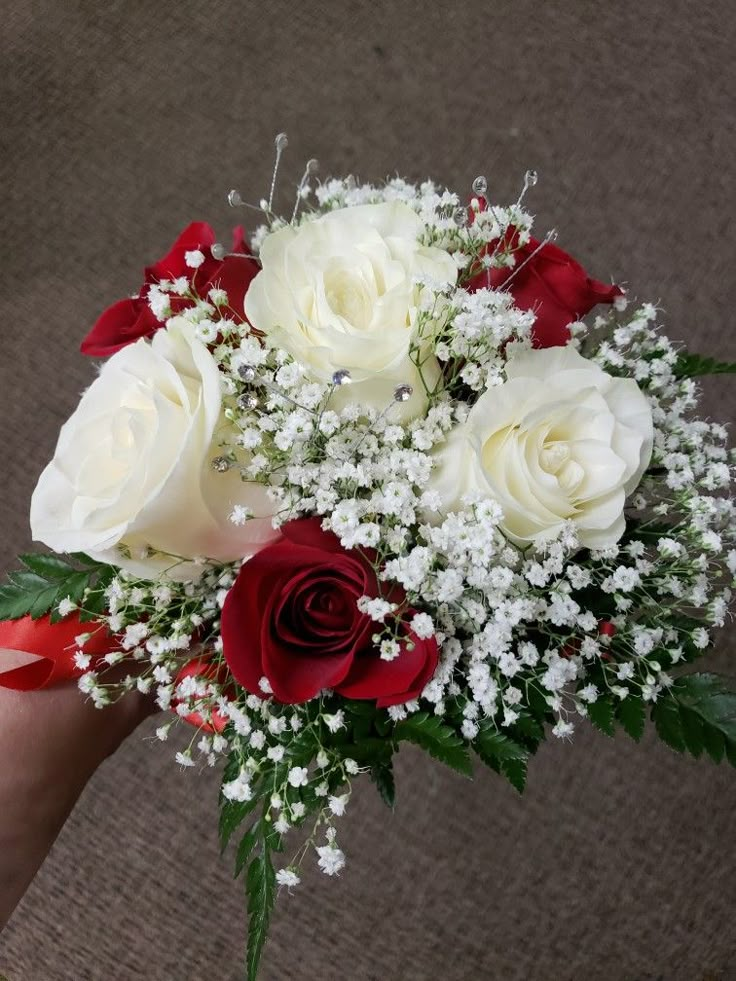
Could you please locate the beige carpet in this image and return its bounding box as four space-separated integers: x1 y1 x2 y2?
1 1 735 978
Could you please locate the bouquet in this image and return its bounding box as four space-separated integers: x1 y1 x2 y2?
1 134 735 980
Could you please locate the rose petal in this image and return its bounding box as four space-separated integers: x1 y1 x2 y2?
221 518 422 705
336 626 438 706
202 253 260 321
468 230 622 348
81 297 160 357
146 222 217 282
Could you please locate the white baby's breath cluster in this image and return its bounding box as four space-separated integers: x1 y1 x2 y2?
256 176 535 302
70 176 735 893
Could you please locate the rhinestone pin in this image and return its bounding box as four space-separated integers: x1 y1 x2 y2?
525 169 539 187
211 243 227 260
211 456 230 473
332 369 352 386
237 392 259 411
393 384 414 403
472 175 488 196
237 364 257 382
228 189 243 207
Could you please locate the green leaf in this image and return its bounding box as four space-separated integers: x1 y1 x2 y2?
587 698 616 736
652 697 686 752
670 674 736 732
330 736 391 766
344 700 382 741
616 696 646 742
234 821 261 879
49 571 91 621
475 728 528 764
370 757 396 809
668 673 736 766
525 682 552 721
263 826 284 854
79 566 116 621
702 725 725 764
651 674 736 767
283 727 319 763
69 552 106 568
679 706 704 759
0 584 35 620
8 570 53 591
499 756 528 794
30 585 63 620
0 553 107 623
474 727 529 793
587 698 616 737
511 712 545 751
19 553 79 580
374 713 393 738
395 712 473 777
343 700 377 717
219 795 259 853
66 571 91 600
222 749 242 784
246 846 276 981
673 352 736 380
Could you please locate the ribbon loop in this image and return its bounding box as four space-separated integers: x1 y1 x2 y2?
0 614 113 691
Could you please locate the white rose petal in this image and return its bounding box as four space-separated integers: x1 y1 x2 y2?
245 202 457 420
428 346 653 548
30 322 279 580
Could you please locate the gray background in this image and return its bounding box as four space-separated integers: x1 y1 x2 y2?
1 1 735 979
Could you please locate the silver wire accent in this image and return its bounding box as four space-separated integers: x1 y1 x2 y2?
267 132 289 213
502 228 558 290
291 158 319 224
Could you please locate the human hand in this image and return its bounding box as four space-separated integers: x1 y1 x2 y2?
0 681 156 929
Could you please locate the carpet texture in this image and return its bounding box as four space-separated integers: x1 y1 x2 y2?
1 1 735 978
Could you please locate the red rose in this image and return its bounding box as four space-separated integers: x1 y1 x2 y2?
221 518 438 707
81 222 259 357
467 219 622 347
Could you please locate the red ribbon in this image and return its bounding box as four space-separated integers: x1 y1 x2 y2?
0 615 231 734
0 614 113 691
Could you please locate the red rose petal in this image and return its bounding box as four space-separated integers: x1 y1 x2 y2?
202 254 260 322
221 519 436 707
336 627 439 706
80 296 160 356
146 222 217 282
274 565 370 650
467 230 622 349
279 516 344 552
263 637 355 703
82 221 259 356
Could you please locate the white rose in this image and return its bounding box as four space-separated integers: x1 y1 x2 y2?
30 322 278 580
429 346 653 547
245 202 457 418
